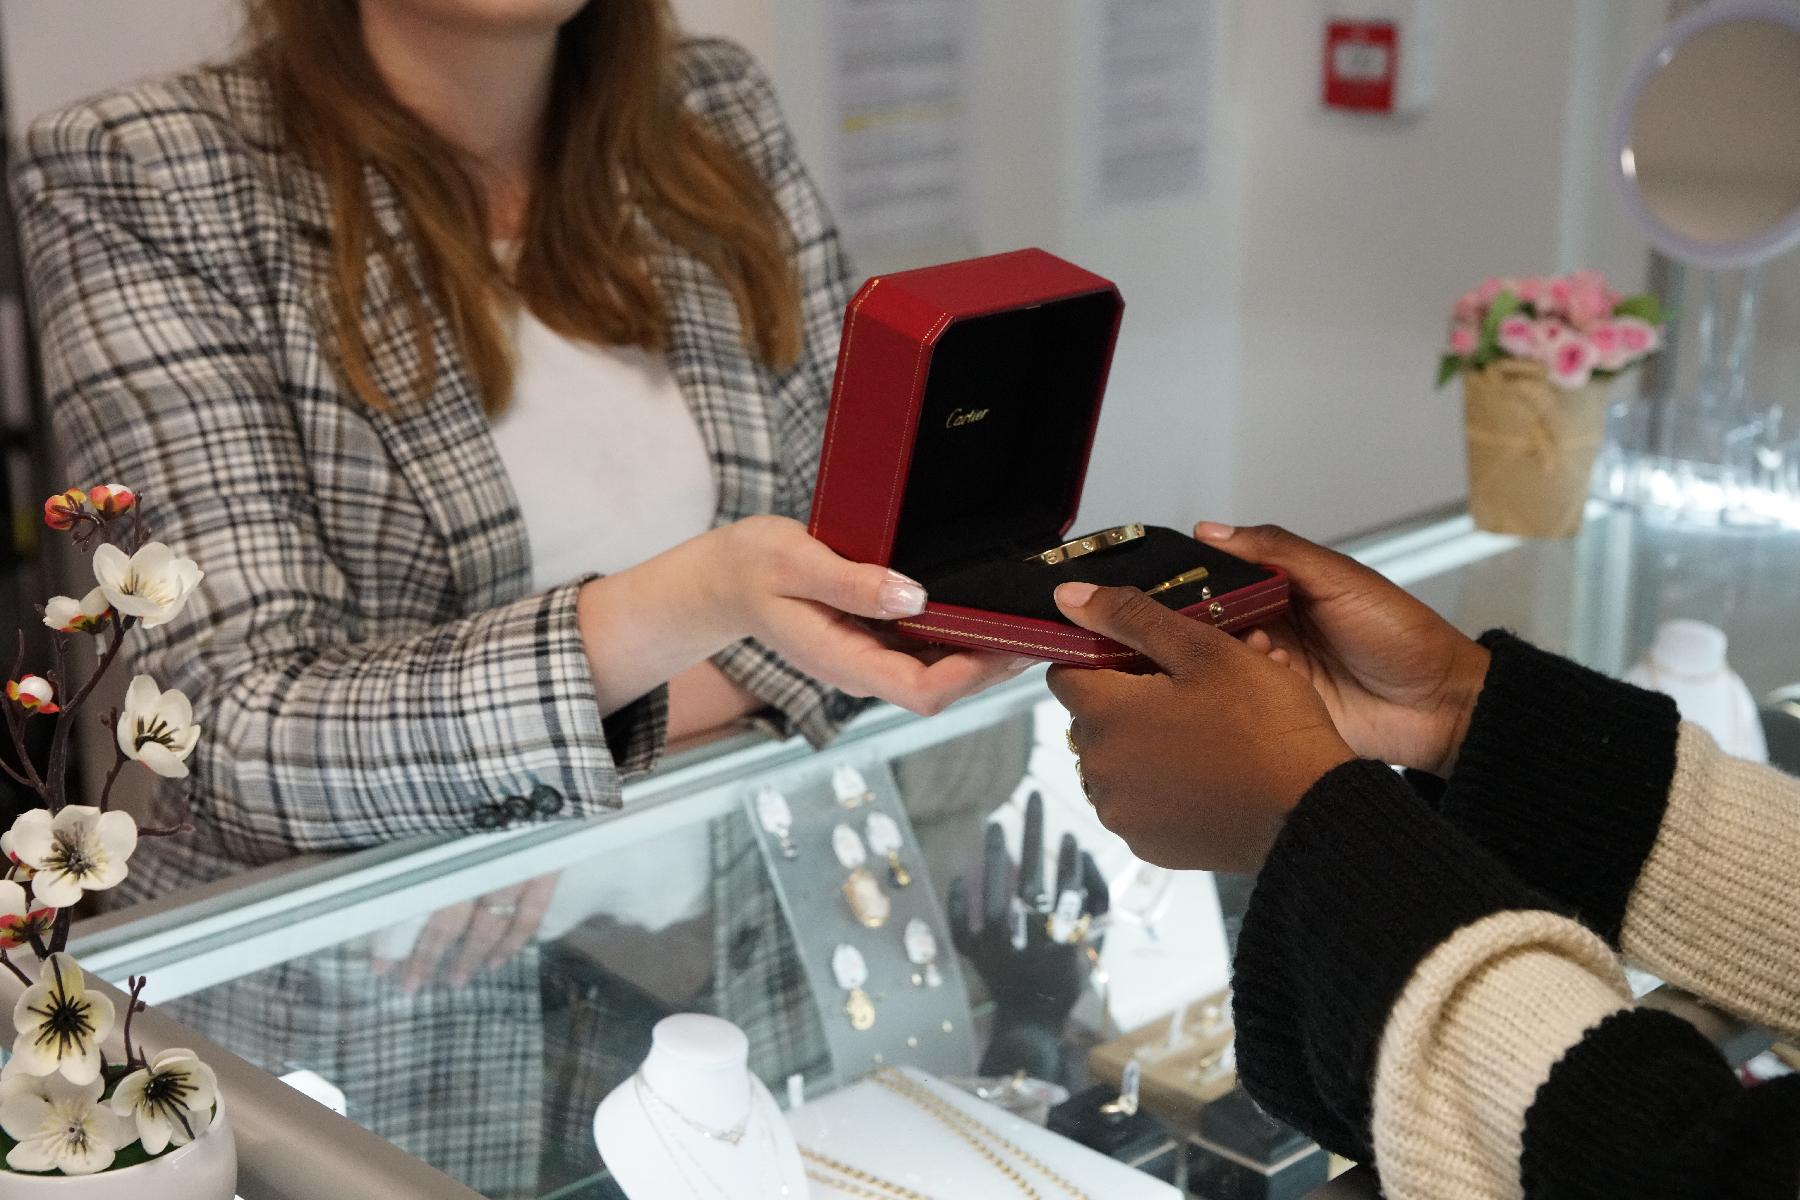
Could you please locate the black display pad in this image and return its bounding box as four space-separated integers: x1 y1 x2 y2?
922 526 1277 623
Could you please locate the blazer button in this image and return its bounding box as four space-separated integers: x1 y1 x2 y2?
504 795 534 823
530 785 565 816
473 804 505 831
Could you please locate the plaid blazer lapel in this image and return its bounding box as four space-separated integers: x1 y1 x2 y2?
286 160 532 615
660 237 780 527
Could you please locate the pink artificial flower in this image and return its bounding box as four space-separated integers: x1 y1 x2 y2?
1548 336 1598 390
1591 323 1634 370
1497 315 1538 358
1533 318 1573 351
1475 276 1508 304
1453 289 1485 325
1565 281 1614 329
1448 324 1478 355
1514 276 1546 306
1540 277 1574 317
1614 316 1660 358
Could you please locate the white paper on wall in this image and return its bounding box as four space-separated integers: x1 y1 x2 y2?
1081 0 1211 211
827 0 976 259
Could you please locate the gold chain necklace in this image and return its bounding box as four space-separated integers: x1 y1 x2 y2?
871 1069 1092 1200
802 1146 938 1200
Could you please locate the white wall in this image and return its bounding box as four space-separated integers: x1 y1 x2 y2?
1 0 1673 541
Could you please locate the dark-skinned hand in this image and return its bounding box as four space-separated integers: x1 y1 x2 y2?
948 792 1109 1079
1047 582 1355 874
1194 522 1492 776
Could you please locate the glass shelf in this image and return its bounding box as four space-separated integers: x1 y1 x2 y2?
52 501 1800 1199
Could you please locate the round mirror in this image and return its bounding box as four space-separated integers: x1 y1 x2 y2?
1614 1 1800 269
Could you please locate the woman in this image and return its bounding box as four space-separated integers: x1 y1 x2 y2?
1051 523 1800 1199
12 2 1014 1190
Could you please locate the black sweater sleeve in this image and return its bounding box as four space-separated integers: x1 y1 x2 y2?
1438 630 1681 942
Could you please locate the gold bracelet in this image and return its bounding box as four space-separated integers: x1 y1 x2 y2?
1024 524 1146 566
1144 565 1211 597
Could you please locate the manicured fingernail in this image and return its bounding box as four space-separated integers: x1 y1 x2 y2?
878 572 927 617
1056 582 1099 608
1194 521 1236 541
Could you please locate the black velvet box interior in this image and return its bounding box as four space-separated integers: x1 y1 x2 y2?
889 295 1276 622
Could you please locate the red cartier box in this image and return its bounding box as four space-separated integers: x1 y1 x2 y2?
808 248 1289 668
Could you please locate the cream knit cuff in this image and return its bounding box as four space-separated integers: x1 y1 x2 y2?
1372 910 1631 1200
1622 722 1800 1041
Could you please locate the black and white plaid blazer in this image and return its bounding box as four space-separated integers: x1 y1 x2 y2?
13 40 849 1194
14 38 857 874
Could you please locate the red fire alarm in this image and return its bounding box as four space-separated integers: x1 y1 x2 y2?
1324 19 1399 113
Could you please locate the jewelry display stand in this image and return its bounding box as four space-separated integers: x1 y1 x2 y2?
1086 987 1237 1131
786 1067 1180 1199
595 1014 808 1199
744 757 977 1087
1626 618 1769 763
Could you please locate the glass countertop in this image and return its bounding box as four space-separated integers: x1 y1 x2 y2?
63 502 1800 1200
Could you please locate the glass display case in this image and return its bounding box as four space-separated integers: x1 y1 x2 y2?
17 501 1800 1200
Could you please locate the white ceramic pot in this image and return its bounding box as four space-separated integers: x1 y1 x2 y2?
3 1106 236 1200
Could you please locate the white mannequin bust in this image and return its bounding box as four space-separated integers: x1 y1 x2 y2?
1626 619 1768 763
594 1014 808 1199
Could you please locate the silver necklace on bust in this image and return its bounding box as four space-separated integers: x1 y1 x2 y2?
634 1069 752 1144
633 1073 795 1199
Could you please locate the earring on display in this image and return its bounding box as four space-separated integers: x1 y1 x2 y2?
864 811 912 888
842 867 892 929
831 823 869 870
904 918 943 988
832 943 876 1031
754 787 799 859
832 764 875 810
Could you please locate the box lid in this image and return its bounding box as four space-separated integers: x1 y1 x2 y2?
808 249 1124 580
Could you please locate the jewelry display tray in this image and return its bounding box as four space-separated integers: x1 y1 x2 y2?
742 756 977 1089
809 248 1289 668
787 1067 1181 1198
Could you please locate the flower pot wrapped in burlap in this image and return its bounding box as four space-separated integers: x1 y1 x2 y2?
1462 359 1609 538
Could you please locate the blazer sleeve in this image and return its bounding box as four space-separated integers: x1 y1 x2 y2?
12 103 663 862
683 40 870 747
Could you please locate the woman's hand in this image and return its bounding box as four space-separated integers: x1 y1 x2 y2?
1047 583 1353 873
577 516 1028 723
705 516 1026 715
1195 523 1492 776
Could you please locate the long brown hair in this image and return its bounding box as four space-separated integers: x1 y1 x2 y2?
246 0 801 414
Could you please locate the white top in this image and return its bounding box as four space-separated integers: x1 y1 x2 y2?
489 306 718 590
491 307 717 938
